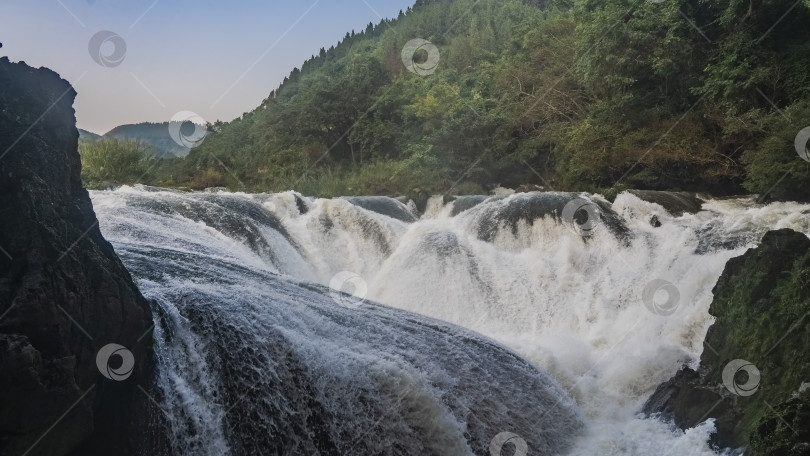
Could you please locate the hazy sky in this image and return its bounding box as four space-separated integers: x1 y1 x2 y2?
0 0 414 134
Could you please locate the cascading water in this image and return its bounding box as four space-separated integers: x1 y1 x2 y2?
91 186 810 455
92 188 582 455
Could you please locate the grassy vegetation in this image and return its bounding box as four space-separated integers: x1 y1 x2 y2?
79 138 156 188
751 390 810 455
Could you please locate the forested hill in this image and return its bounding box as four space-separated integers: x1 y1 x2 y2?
105 122 191 157
148 0 810 200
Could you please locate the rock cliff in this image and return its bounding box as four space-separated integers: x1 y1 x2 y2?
644 229 810 454
0 57 154 456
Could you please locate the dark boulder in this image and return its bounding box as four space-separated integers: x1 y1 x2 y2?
0 57 153 456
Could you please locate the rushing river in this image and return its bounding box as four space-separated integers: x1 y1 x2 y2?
92 186 810 455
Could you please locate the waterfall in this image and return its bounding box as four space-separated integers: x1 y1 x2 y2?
92 188 582 455
92 186 810 455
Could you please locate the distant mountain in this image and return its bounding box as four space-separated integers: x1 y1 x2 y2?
78 128 101 141
103 122 196 158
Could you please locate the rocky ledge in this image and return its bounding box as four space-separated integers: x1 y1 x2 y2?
0 58 153 455
644 228 810 455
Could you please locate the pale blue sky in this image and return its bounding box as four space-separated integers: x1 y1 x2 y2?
0 0 414 134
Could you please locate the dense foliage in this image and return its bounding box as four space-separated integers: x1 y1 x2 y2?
137 0 810 198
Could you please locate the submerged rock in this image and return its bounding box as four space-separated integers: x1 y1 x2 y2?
644 229 810 453
0 58 153 455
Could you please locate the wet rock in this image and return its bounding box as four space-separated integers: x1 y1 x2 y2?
625 190 705 216
342 196 417 223
449 195 489 216
471 192 632 244
294 194 309 214
406 187 430 216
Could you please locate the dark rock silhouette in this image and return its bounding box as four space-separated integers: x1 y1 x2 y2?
0 57 153 456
